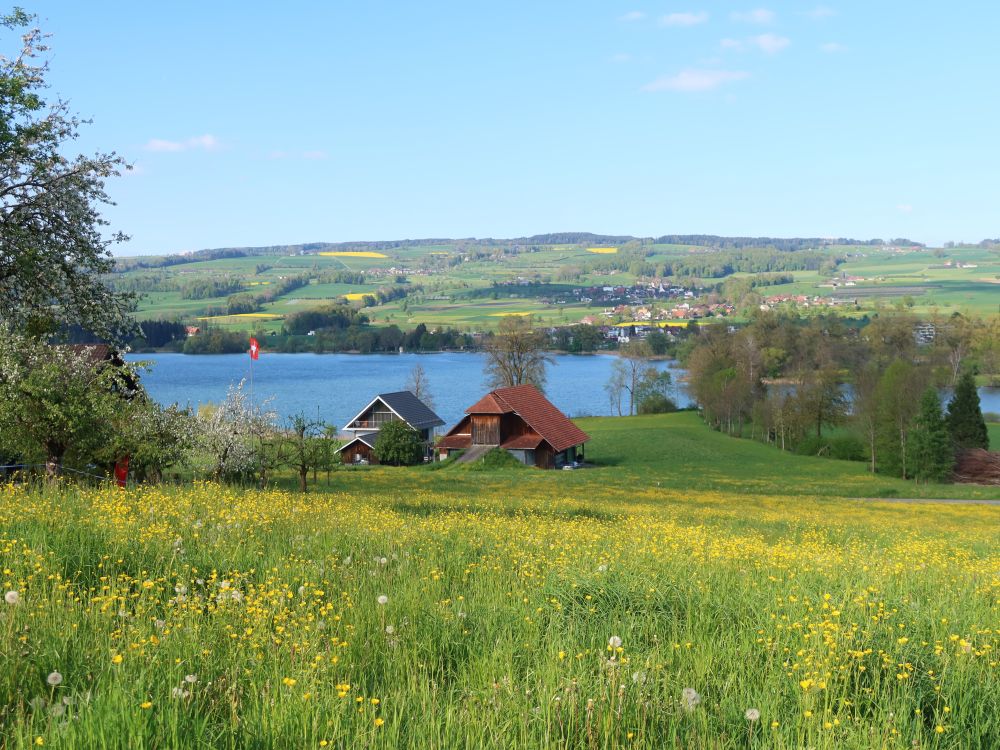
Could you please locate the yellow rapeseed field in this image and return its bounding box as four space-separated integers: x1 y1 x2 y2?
0 477 997 748
587 247 619 254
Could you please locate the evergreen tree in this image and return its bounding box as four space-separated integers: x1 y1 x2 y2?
946 371 989 450
910 388 953 483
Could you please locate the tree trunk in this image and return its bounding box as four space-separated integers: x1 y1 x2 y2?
299 466 308 493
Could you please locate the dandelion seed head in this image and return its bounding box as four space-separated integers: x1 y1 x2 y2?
46 671 62 686
4 590 20 605
681 687 701 712
608 635 622 649
745 708 760 722
184 674 197 684
377 595 388 605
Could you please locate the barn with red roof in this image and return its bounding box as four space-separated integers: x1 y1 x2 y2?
436 384 589 469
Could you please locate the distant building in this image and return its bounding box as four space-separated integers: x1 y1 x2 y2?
336 391 444 465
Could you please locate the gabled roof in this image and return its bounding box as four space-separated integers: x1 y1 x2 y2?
464 384 590 453
344 391 444 431
335 431 379 453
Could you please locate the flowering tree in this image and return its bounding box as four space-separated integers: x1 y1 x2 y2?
0 10 135 342
196 381 276 483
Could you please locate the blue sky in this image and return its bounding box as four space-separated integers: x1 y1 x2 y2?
18 1 1000 254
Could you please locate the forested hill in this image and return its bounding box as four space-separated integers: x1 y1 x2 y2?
114 233 923 271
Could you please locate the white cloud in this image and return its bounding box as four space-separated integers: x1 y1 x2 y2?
897 204 914 214
720 38 744 50
731 8 775 24
144 134 220 153
619 10 646 22
820 41 847 53
806 6 836 19
751 33 790 54
609 52 633 63
302 150 328 160
643 68 750 92
659 11 709 27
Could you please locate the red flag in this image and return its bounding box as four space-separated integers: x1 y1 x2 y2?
249 337 260 360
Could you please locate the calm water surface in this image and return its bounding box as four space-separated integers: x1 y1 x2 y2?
130 353 1000 430
130 353 693 429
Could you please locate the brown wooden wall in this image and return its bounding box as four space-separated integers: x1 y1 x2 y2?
535 446 554 469
471 415 500 445
341 443 377 465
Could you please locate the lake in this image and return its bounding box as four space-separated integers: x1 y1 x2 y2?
129 352 694 429
130 353 1000 431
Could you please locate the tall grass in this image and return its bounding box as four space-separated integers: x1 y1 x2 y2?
0 476 997 748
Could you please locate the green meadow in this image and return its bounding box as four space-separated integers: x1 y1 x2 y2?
1 413 998 749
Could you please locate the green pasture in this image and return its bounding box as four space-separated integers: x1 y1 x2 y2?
2 412 999 748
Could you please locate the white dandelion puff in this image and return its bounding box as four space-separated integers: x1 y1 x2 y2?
184 674 197 684
377 595 388 605
681 687 701 712
5 590 20 605
385 625 395 634
608 635 623 649
745 708 760 722
47 671 63 686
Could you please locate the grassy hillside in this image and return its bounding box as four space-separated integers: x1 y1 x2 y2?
116 240 1000 333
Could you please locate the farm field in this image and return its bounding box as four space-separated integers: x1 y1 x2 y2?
116 239 1000 334
1 413 998 748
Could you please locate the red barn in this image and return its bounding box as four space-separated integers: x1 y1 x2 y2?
437 384 589 469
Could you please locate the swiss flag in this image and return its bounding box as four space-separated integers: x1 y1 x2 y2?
249 337 260 360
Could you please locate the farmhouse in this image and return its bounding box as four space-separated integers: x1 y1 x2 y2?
337 391 443 465
436 384 589 469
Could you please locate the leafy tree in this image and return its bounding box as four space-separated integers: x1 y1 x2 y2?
103 401 197 483
636 369 676 414
946 370 989 450
0 10 135 342
373 420 423 466
0 332 137 477
875 359 927 479
909 388 953 483
484 315 553 392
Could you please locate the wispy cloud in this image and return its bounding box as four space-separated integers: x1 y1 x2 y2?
609 52 633 63
805 6 836 19
302 150 328 161
897 203 914 214
659 11 709 27
143 134 219 153
731 8 775 24
643 68 749 92
751 33 790 54
820 41 847 53
720 38 744 50
618 10 646 22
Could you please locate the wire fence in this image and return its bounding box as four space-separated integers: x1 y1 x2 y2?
0 463 116 485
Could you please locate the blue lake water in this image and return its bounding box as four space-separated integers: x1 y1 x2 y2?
129 353 694 430
130 353 1000 431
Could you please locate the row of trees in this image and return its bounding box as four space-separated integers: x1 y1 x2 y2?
0 334 355 490
685 313 991 481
